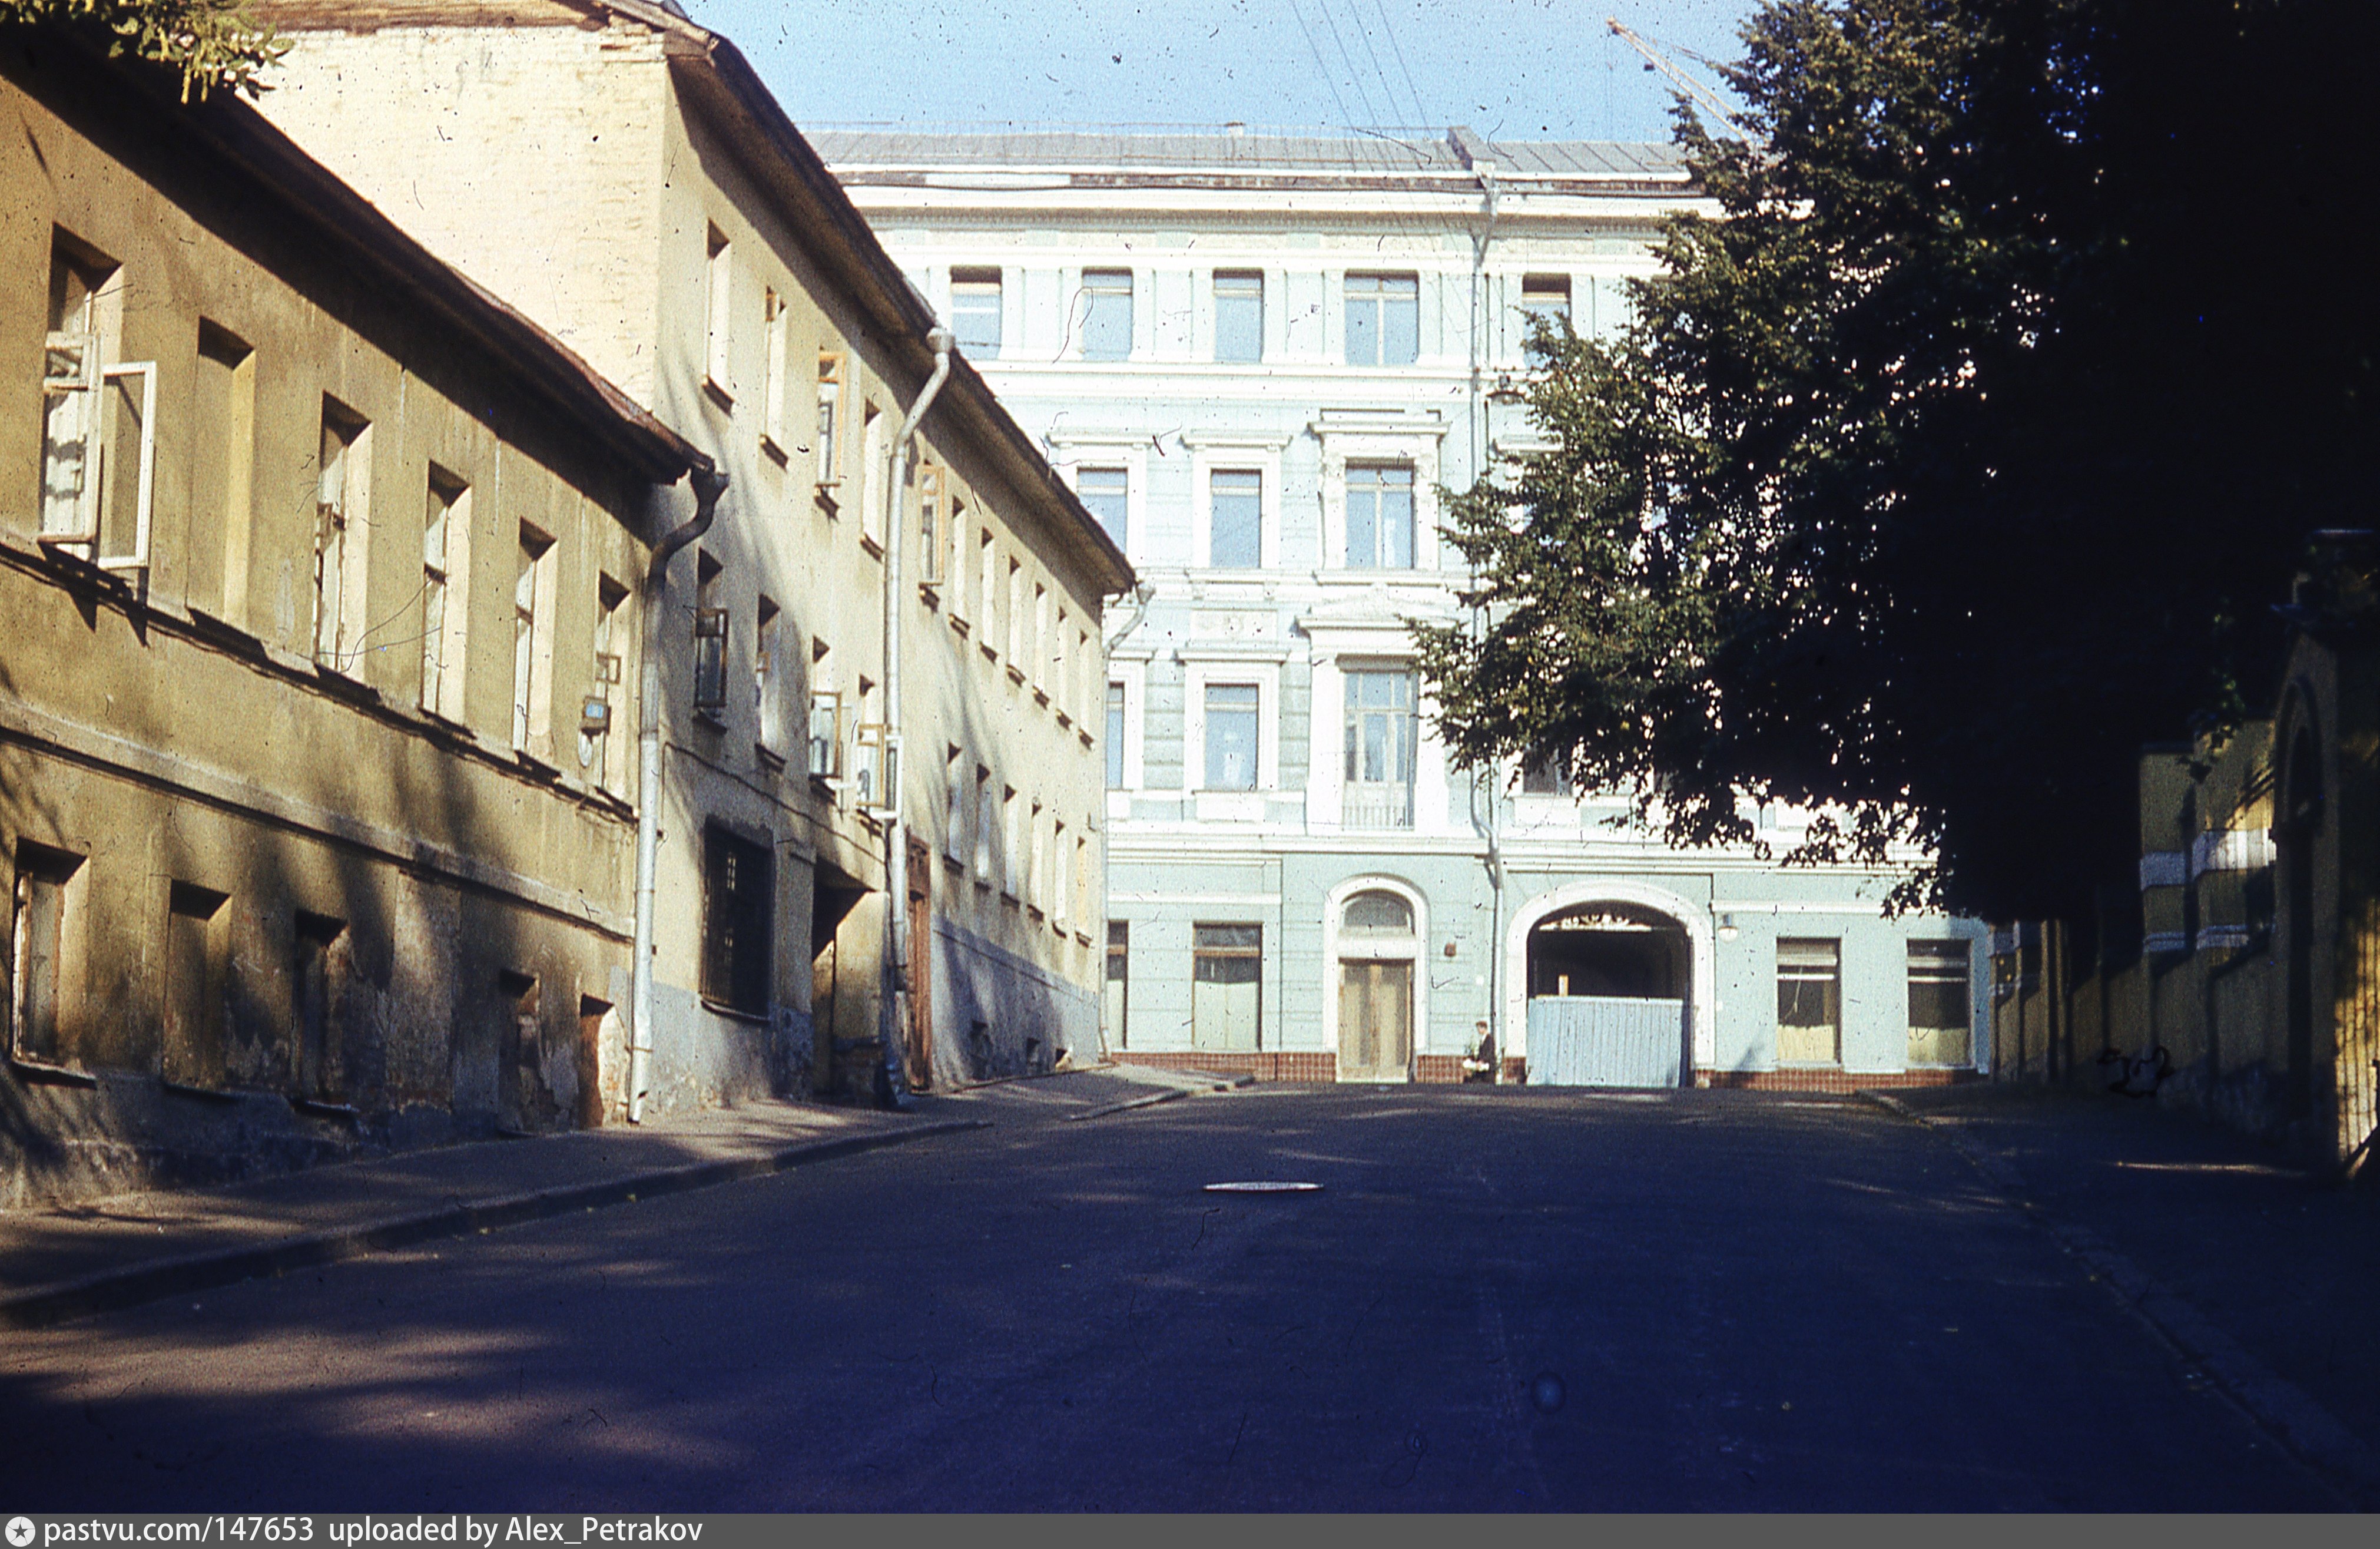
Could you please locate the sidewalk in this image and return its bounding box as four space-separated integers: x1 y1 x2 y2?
0 1098 979 1330
0 1063 1230 1332
1872 1081 2380 1505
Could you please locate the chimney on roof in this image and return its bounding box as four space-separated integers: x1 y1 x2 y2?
1446 125 1496 171
1224 121 1247 137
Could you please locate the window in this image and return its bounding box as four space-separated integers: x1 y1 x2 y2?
421 466 466 714
1106 681 1127 788
860 402 885 549
1029 802 1046 913
1006 558 1025 666
1520 274 1571 333
1192 924 1262 1050
11 840 82 1066
853 678 889 807
1346 273 1418 366
1032 584 1049 694
41 230 149 572
1208 469 1261 569
1105 921 1129 1046
1520 746 1566 796
1052 608 1070 719
808 638 842 778
944 746 967 863
1049 817 1068 928
1080 269 1133 360
755 595 783 754
1072 831 1089 935
1204 683 1260 790
1345 464 1415 569
974 765 995 882
512 521 556 751
701 826 773 1015
761 287 789 454
191 320 254 616
161 880 228 1090
1777 939 1842 1065
1078 466 1128 547
1343 669 1417 828
1908 941 1974 1067
952 267 1002 355
704 223 733 399
816 352 844 488
1342 891 1415 935
917 464 946 587
314 399 371 671
693 552 728 719
1002 786 1021 900
588 576 629 792
949 497 972 620
979 530 999 651
1215 270 1264 363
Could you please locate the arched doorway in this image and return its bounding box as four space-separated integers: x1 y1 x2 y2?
1327 878 1425 1083
1503 880 1716 1085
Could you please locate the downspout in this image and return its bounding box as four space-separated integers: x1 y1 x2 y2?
1464 147 1506 1079
629 462 728 1124
876 325 956 1109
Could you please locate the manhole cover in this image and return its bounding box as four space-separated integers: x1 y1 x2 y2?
1202 1181 1323 1194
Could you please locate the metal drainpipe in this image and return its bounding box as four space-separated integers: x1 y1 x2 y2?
628 464 728 1124
1465 155 1506 1080
876 325 956 1109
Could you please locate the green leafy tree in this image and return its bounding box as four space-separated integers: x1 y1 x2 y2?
2 0 282 98
1420 0 2380 921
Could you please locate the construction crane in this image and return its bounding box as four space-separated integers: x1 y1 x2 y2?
1606 18 1765 147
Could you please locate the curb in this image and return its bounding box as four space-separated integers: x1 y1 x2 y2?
1858 1090 2380 1509
0 1117 989 1332
1064 1088 1189 1122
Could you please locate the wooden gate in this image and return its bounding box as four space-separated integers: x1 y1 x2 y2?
1527 996 1686 1088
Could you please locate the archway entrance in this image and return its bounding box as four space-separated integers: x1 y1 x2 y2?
1524 903 1690 1087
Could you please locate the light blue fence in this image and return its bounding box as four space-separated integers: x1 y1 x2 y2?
1526 996 1688 1088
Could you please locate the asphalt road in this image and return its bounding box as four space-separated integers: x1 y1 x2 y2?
0 1086 2340 1510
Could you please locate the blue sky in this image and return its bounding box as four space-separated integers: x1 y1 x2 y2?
680 0 1761 145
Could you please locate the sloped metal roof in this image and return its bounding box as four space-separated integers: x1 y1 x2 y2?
811 126 1689 184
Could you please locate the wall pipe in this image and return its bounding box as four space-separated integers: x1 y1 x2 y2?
628 463 728 1123
876 325 956 1108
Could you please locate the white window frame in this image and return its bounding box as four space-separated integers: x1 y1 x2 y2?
1075 266 1136 362
949 266 1003 358
1314 421 1446 575
703 223 734 402
1050 436 1151 560
1104 656 1150 815
1183 658 1281 796
1184 433 1290 571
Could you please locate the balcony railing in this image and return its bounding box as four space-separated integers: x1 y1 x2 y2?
1342 782 1414 830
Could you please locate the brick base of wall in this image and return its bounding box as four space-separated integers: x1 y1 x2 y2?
1111 1050 1338 1083
1695 1067 1983 1093
1412 1055 1529 1084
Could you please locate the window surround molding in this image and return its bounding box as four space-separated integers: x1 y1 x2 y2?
1300 603 1456 839
1182 655 1282 813
1320 873 1431 1067
1047 433 1151 559
1069 264 1143 361
1310 413 1448 574
1104 652 1151 817
1182 431 1291 571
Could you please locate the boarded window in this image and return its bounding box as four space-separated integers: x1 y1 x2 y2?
1776 938 1841 1065
1192 924 1262 1050
1907 940 1974 1067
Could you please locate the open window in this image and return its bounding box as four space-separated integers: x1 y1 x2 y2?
40 231 153 580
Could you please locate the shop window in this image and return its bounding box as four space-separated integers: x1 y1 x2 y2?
1777 938 1842 1065
1907 940 1974 1067
1192 924 1262 1050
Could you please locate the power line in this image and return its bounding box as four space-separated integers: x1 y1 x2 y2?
1373 0 1433 132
